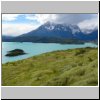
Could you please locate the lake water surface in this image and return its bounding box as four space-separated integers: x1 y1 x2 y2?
2 42 97 63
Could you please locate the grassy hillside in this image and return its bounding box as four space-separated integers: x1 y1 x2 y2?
2 47 98 86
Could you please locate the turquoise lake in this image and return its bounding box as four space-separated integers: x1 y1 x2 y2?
2 42 97 63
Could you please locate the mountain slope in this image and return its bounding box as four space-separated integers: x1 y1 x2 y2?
74 30 98 41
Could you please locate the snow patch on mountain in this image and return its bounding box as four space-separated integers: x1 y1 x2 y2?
45 26 55 30
44 21 55 30
69 25 81 34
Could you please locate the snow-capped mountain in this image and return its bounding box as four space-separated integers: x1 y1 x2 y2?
43 22 81 34
2 21 98 44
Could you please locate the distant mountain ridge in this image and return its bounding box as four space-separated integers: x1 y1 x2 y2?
2 36 14 42
2 22 98 44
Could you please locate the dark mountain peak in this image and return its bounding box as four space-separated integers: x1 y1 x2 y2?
44 21 54 25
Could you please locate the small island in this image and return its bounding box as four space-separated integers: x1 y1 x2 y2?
5 49 26 57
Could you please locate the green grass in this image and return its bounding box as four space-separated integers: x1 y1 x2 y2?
2 47 98 86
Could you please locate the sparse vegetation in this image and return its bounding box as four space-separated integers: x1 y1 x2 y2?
2 47 98 86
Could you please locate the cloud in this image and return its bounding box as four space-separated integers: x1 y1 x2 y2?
2 14 21 21
78 16 98 33
54 14 97 25
25 14 57 24
2 14 98 36
26 14 97 25
2 23 39 36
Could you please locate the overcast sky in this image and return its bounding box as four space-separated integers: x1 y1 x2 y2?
2 14 98 36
